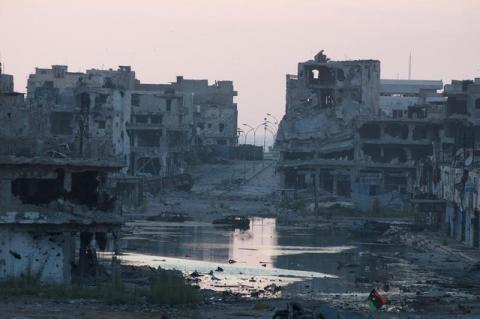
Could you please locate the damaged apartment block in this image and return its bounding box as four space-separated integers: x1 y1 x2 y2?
276 51 447 211
26 65 238 193
0 69 123 283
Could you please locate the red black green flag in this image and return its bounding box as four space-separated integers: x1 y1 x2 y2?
367 289 388 311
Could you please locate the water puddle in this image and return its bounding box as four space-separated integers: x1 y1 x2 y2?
120 217 397 295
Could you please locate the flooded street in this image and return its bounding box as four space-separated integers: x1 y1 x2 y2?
120 218 402 297
119 215 480 316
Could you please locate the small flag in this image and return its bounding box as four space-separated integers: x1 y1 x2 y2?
367 289 388 311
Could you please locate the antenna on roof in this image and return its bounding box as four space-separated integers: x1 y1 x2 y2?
408 51 412 80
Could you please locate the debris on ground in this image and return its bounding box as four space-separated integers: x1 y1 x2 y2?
190 270 202 277
213 215 250 230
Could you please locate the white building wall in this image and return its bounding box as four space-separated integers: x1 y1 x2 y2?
0 228 71 283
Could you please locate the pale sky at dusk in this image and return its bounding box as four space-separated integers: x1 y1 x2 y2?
1 0 479 144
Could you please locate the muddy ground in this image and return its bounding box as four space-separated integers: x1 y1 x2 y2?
2 161 480 318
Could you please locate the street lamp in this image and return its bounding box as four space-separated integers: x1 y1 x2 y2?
253 121 267 146
266 113 279 125
241 126 255 181
264 120 278 134
242 124 254 144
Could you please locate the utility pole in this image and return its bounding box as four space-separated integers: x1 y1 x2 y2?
408 52 412 80
263 118 267 167
243 127 253 182
243 123 255 162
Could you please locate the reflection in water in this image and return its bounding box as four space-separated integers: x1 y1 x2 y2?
120 216 398 294
229 218 277 266
122 218 368 296
122 217 355 270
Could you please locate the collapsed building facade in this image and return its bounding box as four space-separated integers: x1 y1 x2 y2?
26 66 238 179
275 51 446 211
0 66 123 283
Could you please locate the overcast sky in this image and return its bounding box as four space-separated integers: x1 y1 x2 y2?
1 0 479 144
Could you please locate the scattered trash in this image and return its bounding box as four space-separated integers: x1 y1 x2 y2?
216 266 224 272
190 270 202 278
228 259 237 264
264 284 282 294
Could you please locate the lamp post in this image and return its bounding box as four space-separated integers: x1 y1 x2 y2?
242 124 254 144
265 114 279 151
266 113 279 125
242 126 254 182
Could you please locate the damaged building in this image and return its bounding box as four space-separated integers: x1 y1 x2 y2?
128 79 192 177
0 157 123 283
275 51 447 211
27 65 238 179
414 78 480 247
379 79 445 118
172 76 238 148
0 69 123 283
27 65 132 165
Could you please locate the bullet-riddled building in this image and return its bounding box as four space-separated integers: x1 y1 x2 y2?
276 51 444 211
276 51 380 199
0 67 123 283
26 65 239 179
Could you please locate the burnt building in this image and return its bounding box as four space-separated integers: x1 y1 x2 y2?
0 70 123 283
26 65 132 166
276 51 445 211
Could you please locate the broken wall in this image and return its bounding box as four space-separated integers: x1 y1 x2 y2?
277 52 380 150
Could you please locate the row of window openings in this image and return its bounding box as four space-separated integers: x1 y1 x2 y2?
131 95 173 111
197 123 225 132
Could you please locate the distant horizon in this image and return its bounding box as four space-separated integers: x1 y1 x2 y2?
2 0 479 146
